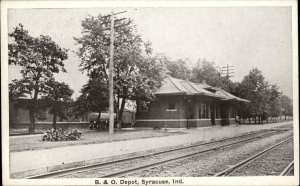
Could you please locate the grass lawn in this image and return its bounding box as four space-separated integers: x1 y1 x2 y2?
9 129 187 152
10 128 45 135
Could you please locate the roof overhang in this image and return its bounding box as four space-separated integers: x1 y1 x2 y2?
221 98 250 103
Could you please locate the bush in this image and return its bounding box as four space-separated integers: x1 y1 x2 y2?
153 125 161 130
42 128 82 141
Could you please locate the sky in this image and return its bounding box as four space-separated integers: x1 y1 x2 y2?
7 7 293 99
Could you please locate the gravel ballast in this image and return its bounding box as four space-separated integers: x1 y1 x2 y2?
53 130 292 178
128 131 293 177
229 139 294 176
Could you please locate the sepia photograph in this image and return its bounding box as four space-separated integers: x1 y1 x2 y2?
1 1 298 186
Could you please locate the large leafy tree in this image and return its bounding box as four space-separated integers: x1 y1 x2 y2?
265 84 281 122
75 76 110 128
42 78 74 129
9 24 68 134
191 59 221 86
9 79 48 122
74 14 167 130
166 59 191 80
237 68 270 123
235 70 288 124
73 93 90 122
279 95 293 120
190 59 237 93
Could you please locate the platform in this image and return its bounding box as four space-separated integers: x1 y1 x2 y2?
9 121 292 178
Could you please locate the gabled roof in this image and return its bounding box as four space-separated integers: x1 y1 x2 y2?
155 76 249 102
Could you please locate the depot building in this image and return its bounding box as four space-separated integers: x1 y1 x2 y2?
135 76 249 128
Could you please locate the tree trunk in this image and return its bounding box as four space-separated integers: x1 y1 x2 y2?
285 115 286 120
29 109 35 134
254 117 257 124
53 112 57 130
29 85 39 134
52 101 58 130
118 98 126 131
98 112 101 131
260 115 262 124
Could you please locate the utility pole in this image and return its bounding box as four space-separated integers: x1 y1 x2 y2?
221 64 234 92
103 10 130 134
108 11 115 134
221 64 234 79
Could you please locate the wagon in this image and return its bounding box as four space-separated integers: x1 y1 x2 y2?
89 111 135 129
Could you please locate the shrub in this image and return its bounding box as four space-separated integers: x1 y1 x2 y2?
153 125 161 130
42 127 82 141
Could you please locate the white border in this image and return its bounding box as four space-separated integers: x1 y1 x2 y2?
1 1 298 186
136 119 217 121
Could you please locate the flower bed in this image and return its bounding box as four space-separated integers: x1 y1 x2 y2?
42 128 82 141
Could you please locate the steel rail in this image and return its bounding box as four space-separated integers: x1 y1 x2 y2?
213 136 293 177
27 130 281 179
100 131 283 177
280 161 294 176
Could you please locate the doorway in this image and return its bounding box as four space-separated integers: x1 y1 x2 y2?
187 103 194 119
186 102 194 128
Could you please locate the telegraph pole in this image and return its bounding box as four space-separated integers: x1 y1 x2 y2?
109 11 115 134
221 64 234 92
96 10 132 134
222 64 234 79
104 10 129 134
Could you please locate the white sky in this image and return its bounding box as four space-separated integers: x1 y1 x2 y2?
7 7 293 99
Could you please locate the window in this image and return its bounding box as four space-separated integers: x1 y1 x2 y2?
167 102 176 111
199 103 210 119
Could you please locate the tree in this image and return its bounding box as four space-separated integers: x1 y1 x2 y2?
42 78 74 129
279 95 293 120
191 59 221 86
9 24 68 134
166 59 191 80
266 84 281 122
9 79 31 100
75 77 110 130
9 79 48 122
190 59 238 93
74 14 166 130
237 68 270 123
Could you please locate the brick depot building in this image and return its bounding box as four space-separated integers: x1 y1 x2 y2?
136 76 249 128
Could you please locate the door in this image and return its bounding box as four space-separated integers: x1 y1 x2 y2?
188 103 194 119
186 102 194 128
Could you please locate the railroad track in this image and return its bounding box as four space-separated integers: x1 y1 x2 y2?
280 161 294 176
26 129 289 179
213 136 293 177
